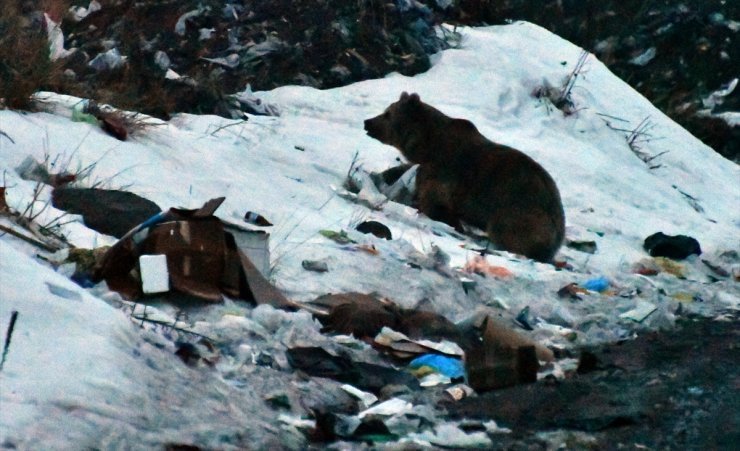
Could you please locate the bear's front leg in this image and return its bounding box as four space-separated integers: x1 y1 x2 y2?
416 168 463 231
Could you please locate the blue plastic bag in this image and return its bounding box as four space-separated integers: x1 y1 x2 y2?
581 276 609 292
408 354 465 380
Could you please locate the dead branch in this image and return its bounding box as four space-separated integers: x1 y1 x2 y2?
0 223 60 252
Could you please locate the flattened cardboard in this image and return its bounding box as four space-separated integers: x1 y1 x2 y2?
465 315 550 392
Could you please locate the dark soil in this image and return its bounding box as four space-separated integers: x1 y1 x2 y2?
445 316 740 449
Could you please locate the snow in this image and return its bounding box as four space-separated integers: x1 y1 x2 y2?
0 22 738 449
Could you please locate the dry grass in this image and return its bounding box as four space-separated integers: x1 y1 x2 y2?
0 1 67 111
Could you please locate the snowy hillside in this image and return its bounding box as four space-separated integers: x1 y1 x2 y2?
1 22 738 449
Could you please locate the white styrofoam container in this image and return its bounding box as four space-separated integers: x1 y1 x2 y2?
139 254 170 294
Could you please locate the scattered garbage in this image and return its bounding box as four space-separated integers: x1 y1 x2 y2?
355 220 392 240
16 156 76 188
619 300 658 323
45 13 74 61
463 314 552 392
358 398 413 419
243 211 272 227
643 232 701 260
302 260 329 273
369 164 418 205
71 104 99 125
341 384 378 408
264 392 291 410
408 354 465 386
100 114 128 141
374 327 464 359
0 187 8 212
566 239 598 254
629 47 657 66
45 282 82 301
309 292 399 339
88 48 127 72
231 85 281 116
139 254 170 294
445 384 475 401
463 255 514 278
702 77 738 110
285 346 416 393
632 257 686 278
407 422 493 448
69 0 102 22
514 306 536 330
580 276 610 293
319 229 356 245
558 283 588 300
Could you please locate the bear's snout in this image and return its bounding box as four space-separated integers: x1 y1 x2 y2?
364 117 382 140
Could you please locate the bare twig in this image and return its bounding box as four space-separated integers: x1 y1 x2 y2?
0 130 15 144
343 150 362 192
673 185 705 213
559 49 590 105
602 114 667 167
595 112 630 123
208 119 248 136
0 311 19 372
130 314 215 342
643 150 669 163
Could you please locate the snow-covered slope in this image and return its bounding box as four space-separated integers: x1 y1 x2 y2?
1 22 738 449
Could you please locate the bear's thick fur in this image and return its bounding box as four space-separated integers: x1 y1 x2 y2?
364 92 565 262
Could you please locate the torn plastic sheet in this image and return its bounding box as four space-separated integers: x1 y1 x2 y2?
341 384 378 408
88 48 127 71
405 422 493 448
619 300 657 322
46 14 74 60
358 398 413 419
233 85 281 116
175 7 207 36
374 327 464 358
69 0 102 22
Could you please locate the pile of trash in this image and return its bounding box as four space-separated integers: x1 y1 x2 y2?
20 0 735 159
40 0 454 120
3 154 737 447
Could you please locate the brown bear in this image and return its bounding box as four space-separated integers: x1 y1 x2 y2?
364 92 565 262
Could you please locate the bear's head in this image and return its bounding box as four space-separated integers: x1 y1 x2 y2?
364 92 436 163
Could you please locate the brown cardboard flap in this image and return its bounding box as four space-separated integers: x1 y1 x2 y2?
238 249 296 310
465 314 552 392
480 316 554 363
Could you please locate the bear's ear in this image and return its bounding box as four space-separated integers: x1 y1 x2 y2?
400 92 420 103
399 92 421 109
